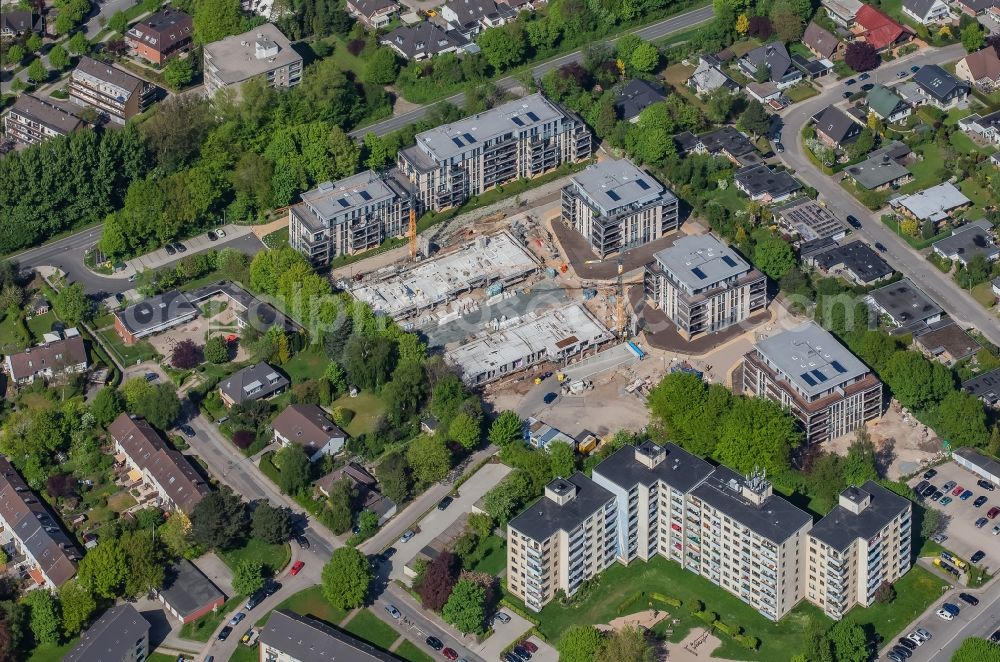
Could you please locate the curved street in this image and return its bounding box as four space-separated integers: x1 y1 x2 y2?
775 43 1000 348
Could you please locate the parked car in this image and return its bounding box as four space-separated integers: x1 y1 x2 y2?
442 648 459 660
164 244 177 256
976 517 989 528
180 425 195 437
890 645 911 659
385 604 401 619
922 485 937 498
846 215 862 229
942 603 960 616
914 628 932 641
992 629 1000 643
426 636 444 651
494 612 511 624
173 242 186 253
914 480 929 494
960 490 973 500
886 652 904 662
513 645 532 660
910 65 920 73
218 626 233 641
841 91 853 99
988 506 1000 519
874 241 887 252
959 592 979 606
931 533 947 543
923 468 938 479
504 654 520 662
974 495 988 507
930 490 943 501
290 561 304 575
971 550 985 563
845 78 857 85
207 231 218 241
905 633 924 646
295 534 310 549
775 142 785 153
896 70 907 78
942 481 957 492
939 496 953 506
978 479 995 491
229 613 246 627
861 83 874 91
951 485 964 496
437 496 453 511
144 372 159 382
521 641 538 653
936 609 954 621
859 73 870 80
992 525 1000 535
400 530 415 543
217 228 227 238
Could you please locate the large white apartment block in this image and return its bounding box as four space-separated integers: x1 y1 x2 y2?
560 158 679 258
807 482 912 619
397 93 592 212
742 321 884 444
506 474 618 612
511 441 915 621
289 169 415 266
644 234 767 340
203 23 302 97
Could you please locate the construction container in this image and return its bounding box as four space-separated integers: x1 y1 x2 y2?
485 282 504 296
545 267 558 278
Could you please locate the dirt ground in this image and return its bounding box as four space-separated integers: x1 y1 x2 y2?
825 402 942 480
146 297 251 363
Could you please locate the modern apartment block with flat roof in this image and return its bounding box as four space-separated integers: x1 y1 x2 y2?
807 482 911 619
397 93 591 211
203 23 302 97
69 56 156 123
289 169 415 266
506 474 618 611
560 158 679 257
644 234 767 340
742 321 883 443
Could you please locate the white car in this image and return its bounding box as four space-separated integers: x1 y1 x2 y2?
384 604 401 619
936 609 954 621
992 525 1000 535
915 628 932 641
906 633 924 646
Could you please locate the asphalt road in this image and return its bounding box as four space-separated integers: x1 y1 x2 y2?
348 5 716 139
775 43 1000 348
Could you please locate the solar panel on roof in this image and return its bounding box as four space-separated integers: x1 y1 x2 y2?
526 111 539 121
511 115 524 126
810 369 827 383
607 190 620 201
691 267 707 280
463 132 476 143
830 360 847 374
636 179 650 190
359 191 371 201
337 198 349 207
801 373 817 387
721 256 737 267
452 137 464 147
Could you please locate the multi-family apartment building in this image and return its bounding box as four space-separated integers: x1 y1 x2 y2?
807 482 911 619
509 441 915 622
644 234 767 340
108 414 211 515
560 158 679 257
4 94 86 146
0 455 80 589
506 474 618 612
741 321 884 444
203 23 302 97
397 93 591 212
64 604 151 662
289 169 416 266
69 56 156 123
125 8 193 64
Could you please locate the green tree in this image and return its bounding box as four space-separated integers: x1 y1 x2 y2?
705 87 738 122
407 435 452 484
130 383 181 431
842 427 879 486
753 233 795 280
921 507 944 540
962 23 985 53
6 44 24 66
108 11 128 34
377 451 412 503
21 589 61 645
53 282 90 324
191 487 248 551
366 47 399 84
558 625 606 662
597 625 653 662
882 351 953 411
321 547 372 609
715 397 800 475
67 31 89 55
477 24 526 71
120 530 166 598
193 0 244 43
252 503 291 544
163 57 195 90
488 411 523 447
935 390 989 448
738 100 771 138
232 559 266 595
549 440 577 479
48 45 70 70
324 478 356 535
273 444 312 494
482 470 535 525
356 509 379 538
77 539 126 598
951 637 999 662
442 579 487 634
343 334 396 390
846 128 875 161
383 359 426 420
90 387 124 427
629 42 660 74
58 579 95 637
827 617 868 662
449 412 481 450
204 335 230 363
25 33 42 53
363 132 393 170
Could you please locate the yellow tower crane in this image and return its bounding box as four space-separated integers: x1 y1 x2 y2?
408 208 417 260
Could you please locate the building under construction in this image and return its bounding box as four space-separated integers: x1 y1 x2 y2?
444 303 613 386
349 231 540 320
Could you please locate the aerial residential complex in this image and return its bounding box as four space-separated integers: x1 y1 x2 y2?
68 56 156 124
508 441 912 621
4 94 85 146
203 23 302 96
643 234 767 340
289 169 416 266
397 93 592 211
560 158 679 257
741 321 884 444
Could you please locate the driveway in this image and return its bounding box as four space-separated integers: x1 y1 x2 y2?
469 610 534 661
388 462 512 582
775 43 1000 348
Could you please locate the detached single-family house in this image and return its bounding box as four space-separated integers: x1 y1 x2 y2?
953 0 1000 16
866 278 943 329
687 55 739 95
125 9 194 65
866 84 911 123
813 104 863 148
734 164 802 204
913 320 981 366
808 241 893 285
843 141 913 190
738 42 803 89
313 462 398 524
271 404 347 462
890 182 972 224
932 220 1000 266
901 0 952 24
441 0 514 39
822 0 863 27
684 126 759 164
3 329 88 387
802 21 845 60
960 110 1000 147
912 64 970 110
0 11 42 38
219 362 289 408
747 81 781 105
853 5 912 52
381 22 467 60
346 0 401 29
956 47 1000 91
614 79 667 122
525 417 577 450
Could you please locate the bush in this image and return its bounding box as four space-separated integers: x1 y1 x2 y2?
347 39 365 56
233 430 255 449
332 407 354 427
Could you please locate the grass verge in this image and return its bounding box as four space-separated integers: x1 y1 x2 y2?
179 597 242 642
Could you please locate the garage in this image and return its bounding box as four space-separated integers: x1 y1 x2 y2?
952 447 1000 486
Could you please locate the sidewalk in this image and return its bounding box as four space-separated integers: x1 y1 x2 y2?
99 224 259 279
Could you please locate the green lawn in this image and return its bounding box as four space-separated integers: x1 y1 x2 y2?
469 535 507 576
26 310 58 341
330 391 387 437
147 653 182 662
970 282 998 308
0 311 27 351
273 585 350 625
228 644 260 662
282 346 330 382
26 641 77 662
95 324 158 365
200 300 229 318
845 566 946 644
395 639 437 662
950 131 992 156
179 597 242 642
220 538 291 578
344 610 401 650
786 82 819 103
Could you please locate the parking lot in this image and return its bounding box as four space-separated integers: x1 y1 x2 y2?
907 461 999 568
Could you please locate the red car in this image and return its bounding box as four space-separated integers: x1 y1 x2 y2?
290 561 305 575
952 485 964 496
441 647 458 660
988 507 1000 520
522 640 538 653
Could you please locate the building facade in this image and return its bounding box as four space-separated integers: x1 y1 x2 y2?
203 24 302 96
644 234 767 340
741 321 884 443
560 158 678 257
3 329 88 387
397 93 591 212
69 56 156 124
125 9 193 64
506 474 618 611
4 94 85 146
64 604 150 662
289 169 415 266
